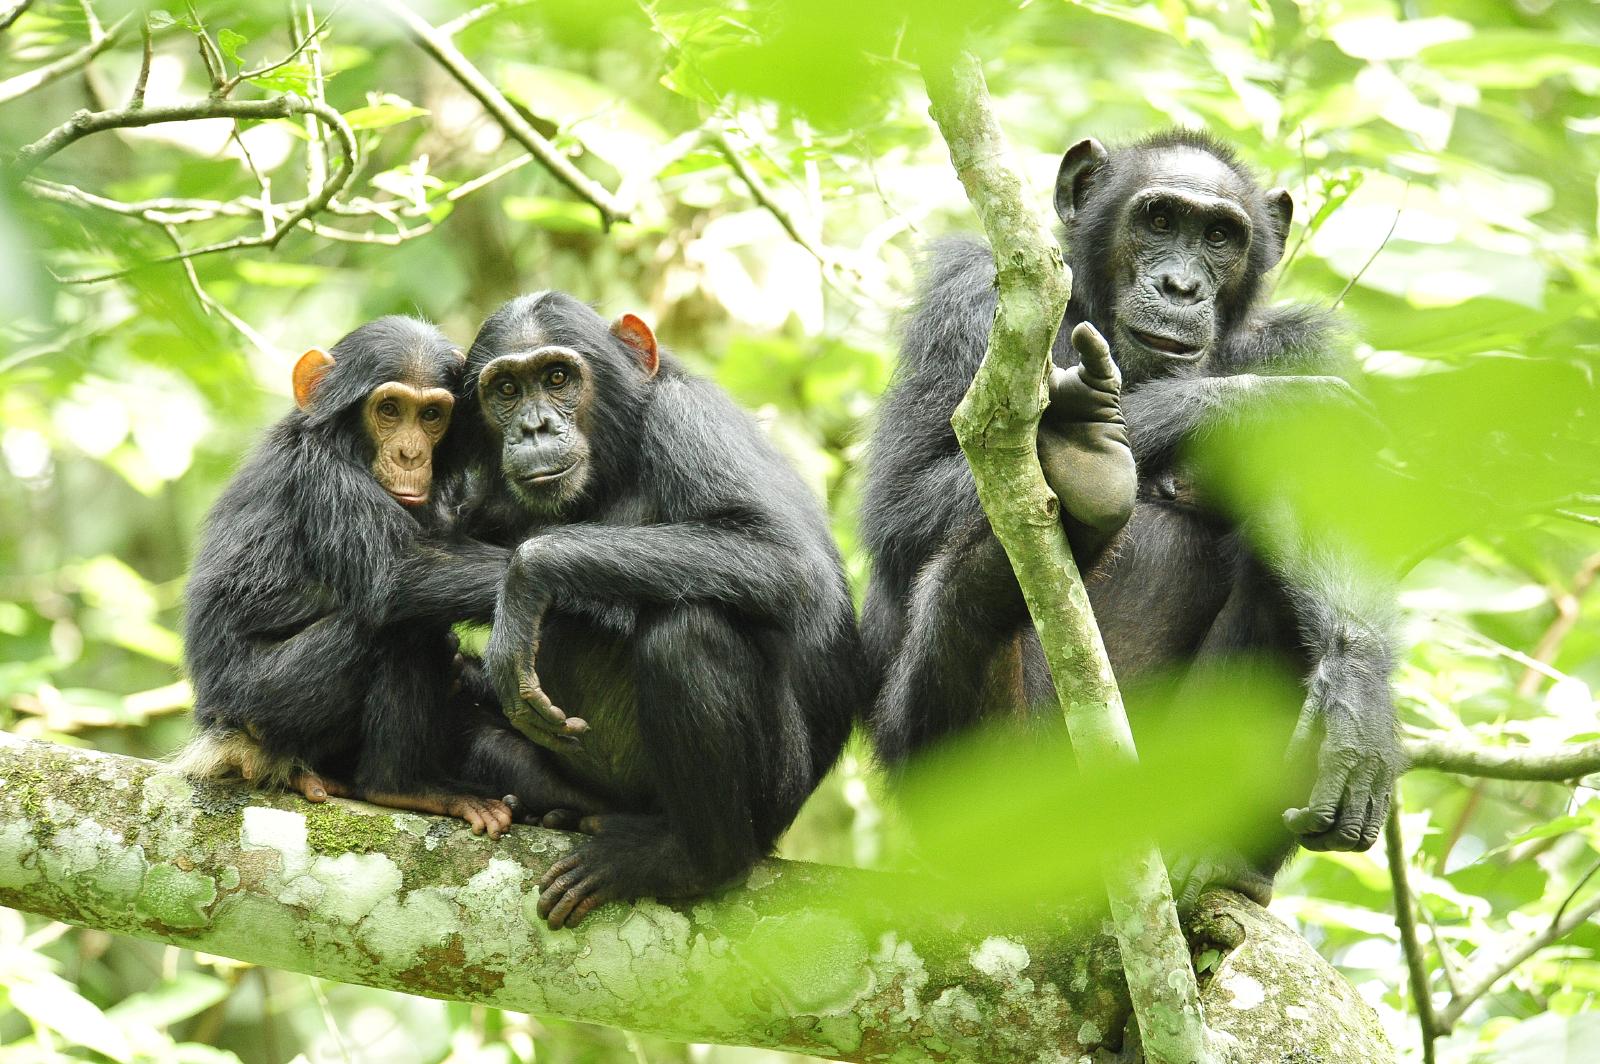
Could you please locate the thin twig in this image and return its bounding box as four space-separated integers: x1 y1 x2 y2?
373 0 629 225
217 2 340 96
1385 802 1438 1064
1418 903 1460 998
439 0 538 38
130 15 153 108
1437 889 1600 1030
1334 182 1408 307
158 223 277 356
184 2 226 91
16 96 358 282
714 127 830 265
0 0 34 34
0 12 127 106
1557 509 1600 529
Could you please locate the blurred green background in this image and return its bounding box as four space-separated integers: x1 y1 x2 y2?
2 0 1599 1061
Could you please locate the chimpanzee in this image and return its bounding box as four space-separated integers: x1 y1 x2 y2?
180 316 604 836
861 129 1401 902
458 292 864 928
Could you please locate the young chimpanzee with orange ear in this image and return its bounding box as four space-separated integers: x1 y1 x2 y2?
461 292 865 927
180 316 604 836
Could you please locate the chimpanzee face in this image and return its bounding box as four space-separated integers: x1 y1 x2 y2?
1111 149 1255 370
1055 136 1292 384
477 347 594 514
291 317 463 509
361 382 454 506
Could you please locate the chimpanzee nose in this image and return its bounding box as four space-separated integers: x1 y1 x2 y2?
1160 272 1202 305
521 411 556 439
398 445 424 468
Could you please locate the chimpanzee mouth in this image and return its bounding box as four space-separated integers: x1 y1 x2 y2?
389 490 429 506
519 464 576 488
1128 329 1202 359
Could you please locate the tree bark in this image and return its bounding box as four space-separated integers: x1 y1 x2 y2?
918 50 1209 1063
0 735 1390 1062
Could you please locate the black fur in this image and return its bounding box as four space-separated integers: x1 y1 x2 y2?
862 131 1400 899
182 316 600 824
463 292 866 927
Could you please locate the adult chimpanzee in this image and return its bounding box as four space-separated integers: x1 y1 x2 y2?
181 316 603 837
861 129 1401 902
459 291 864 928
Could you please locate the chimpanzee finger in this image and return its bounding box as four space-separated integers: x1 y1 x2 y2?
1070 322 1119 390
562 716 588 735
1359 788 1387 850
546 875 602 929
539 853 583 892
577 815 610 835
1283 756 1351 841
1304 768 1381 852
569 892 607 927
538 865 590 921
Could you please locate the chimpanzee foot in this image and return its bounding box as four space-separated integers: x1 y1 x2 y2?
288 770 351 803
536 825 718 930
362 790 515 839
537 843 624 929
1169 851 1275 912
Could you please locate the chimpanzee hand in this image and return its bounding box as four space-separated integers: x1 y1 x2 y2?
1282 661 1400 852
483 587 587 753
1039 322 1137 537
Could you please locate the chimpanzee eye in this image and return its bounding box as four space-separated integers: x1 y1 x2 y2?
378 399 400 418
1206 225 1231 245
544 366 569 388
496 378 518 398
1150 211 1171 232
420 405 442 422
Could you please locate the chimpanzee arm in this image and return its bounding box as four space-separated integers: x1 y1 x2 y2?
872 521 1031 762
1269 534 1402 852
375 537 512 627
1120 371 1376 471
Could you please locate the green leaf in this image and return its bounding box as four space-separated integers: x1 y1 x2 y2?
107 972 230 1029
343 94 430 131
217 28 247 66
503 195 607 234
1422 32 1600 89
501 63 670 168
9 976 134 1063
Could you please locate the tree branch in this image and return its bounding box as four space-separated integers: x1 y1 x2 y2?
0 735 1393 1063
1404 736 1600 782
0 11 127 106
0 1 33 34
918 50 1210 1064
1384 802 1438 1064
374 0 629 226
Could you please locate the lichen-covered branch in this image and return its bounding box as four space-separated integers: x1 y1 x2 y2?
0 736 1391 1063
918 50 1210 1064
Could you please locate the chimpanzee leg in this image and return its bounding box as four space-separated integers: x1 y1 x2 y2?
352 631 517 838
872 522 1032 763
536 604 765 929
1166 549 1303 907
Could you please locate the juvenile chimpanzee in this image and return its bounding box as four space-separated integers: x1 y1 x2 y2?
862 129 1401 902
459 292 864 928
180 316 603 836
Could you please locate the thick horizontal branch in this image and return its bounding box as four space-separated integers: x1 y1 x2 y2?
375 0 628 226
1404 736 1600 782
0 735 1391 1062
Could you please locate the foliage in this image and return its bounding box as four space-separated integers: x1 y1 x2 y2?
1 0 1598 1062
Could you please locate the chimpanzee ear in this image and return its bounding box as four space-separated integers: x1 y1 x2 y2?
610 313 659 378
1054 138 1108 227
292 348 337 411
1263 187 1293 269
